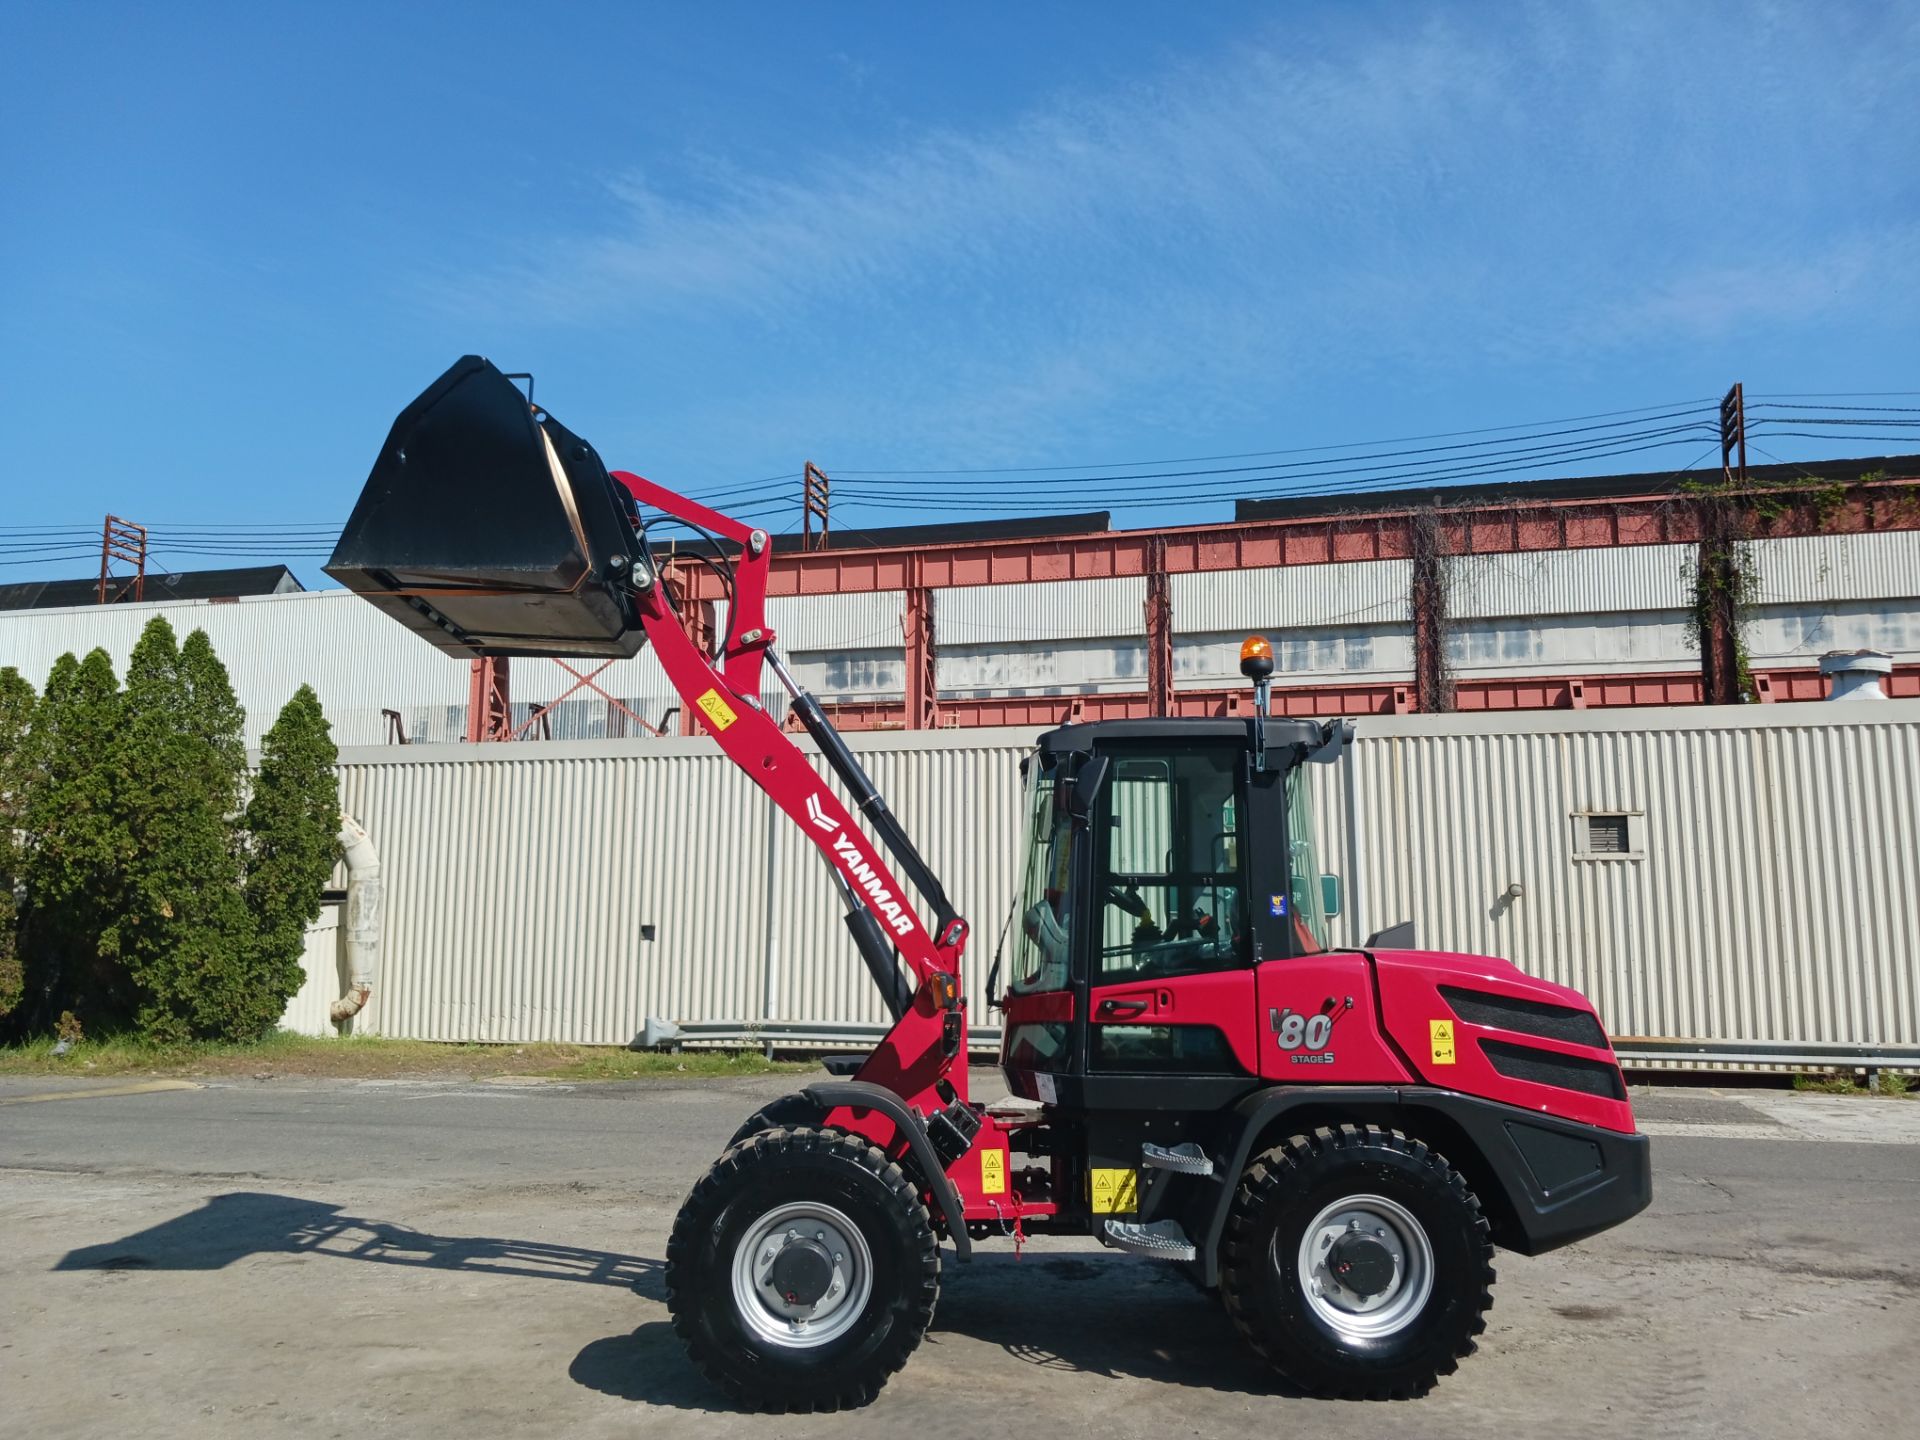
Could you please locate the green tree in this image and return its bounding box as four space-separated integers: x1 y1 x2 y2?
0 667 36 1023
244 685 340 1020
17 650 131 1030
118 618 255 1042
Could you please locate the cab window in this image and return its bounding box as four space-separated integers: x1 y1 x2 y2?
1096 746 1247 983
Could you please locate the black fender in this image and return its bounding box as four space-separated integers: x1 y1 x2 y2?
1192 1086 1400 1286
1190 1084 1652 1284
801 1081 973 1261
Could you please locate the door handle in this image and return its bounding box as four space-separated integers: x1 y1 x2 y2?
1099 998 1150 1018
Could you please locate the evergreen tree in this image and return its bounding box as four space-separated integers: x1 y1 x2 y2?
0 667 35 1024
118 618 254 1042
17 650 131 1030
245 685 340 1023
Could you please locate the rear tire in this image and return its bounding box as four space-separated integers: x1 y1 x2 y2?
666 1127 940 1411
726 1094 824 1149
1220 1124 1494 1399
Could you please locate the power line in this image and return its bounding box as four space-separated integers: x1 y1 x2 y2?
828 396 1720 476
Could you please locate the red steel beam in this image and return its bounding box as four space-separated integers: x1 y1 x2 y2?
807 666 1918 730
674 476 1920 603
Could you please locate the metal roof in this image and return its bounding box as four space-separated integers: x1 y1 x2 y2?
0 564 302 611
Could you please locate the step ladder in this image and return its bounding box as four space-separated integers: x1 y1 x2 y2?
1102 1218 1197 1261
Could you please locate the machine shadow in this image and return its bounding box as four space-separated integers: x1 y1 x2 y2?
930 1252 1305 1398
568 1251 1307 1412
53 1190 666 1299
61 1198 1304 1411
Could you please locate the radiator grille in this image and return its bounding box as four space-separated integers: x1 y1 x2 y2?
1480 1039 1626 1100
1441 986 1609 1048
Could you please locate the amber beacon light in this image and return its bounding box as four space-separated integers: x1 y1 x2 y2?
1240 635 1275 716
1238 634 1274 680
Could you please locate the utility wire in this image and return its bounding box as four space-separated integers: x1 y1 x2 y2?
828 396 1720 476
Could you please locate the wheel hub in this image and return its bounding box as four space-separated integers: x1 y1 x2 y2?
729 1201 875 1350
769 1237 835 1307
1327 1232 1397 1299
1291 1193 1436 1341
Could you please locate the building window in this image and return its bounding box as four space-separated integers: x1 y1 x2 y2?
1586 815 1629 853
1572 810 1642 861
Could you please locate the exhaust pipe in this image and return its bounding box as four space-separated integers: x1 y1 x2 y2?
330 814 384 1025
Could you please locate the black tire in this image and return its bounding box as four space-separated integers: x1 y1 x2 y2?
726 1093 824 1149
666 1127 940 1411
1219 1124 1494 1399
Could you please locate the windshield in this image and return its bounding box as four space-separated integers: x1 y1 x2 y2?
1011 753 1075 995
1286 767 1329 952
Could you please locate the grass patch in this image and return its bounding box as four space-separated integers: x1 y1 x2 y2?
0 1032 811 1082
1792 1068 1914 1098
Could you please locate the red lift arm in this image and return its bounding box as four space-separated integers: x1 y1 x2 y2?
613 471 975 1109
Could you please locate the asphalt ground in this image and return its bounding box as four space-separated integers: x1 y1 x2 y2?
2 1072 1916 1440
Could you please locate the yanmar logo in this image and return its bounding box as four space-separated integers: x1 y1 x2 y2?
809 792 916 938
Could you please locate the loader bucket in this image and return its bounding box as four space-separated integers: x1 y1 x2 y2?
325 356 652 658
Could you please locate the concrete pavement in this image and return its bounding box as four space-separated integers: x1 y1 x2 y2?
1 1074 1915 1439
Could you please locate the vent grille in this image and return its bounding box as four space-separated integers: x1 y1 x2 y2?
1440 986 1609 1049
1480 1039 1626 1101
1586 814 1629 853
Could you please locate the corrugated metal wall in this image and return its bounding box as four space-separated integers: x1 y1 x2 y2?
303 704 1920 1056
1300 702 1920 1049
328 731 1030 1043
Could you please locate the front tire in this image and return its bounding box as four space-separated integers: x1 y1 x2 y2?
1220 1124 1494 1399
666 1127 940 1411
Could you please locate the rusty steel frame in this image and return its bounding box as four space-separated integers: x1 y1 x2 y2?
96 514 148 604
802 461 831 552
671 475 1920 604
445 470 1918 741
505 659 667 742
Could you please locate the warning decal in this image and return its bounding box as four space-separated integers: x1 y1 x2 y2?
1089 1168 1139 1215
980 1149 1006 1195
695 688 739 733
1430 1019 1457 1065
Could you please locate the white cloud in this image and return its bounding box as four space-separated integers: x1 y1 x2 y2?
430 4 1920 467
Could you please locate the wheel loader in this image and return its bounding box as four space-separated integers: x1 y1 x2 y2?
328 357 1652 1410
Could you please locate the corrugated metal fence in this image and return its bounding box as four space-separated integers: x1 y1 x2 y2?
295 702 1920 1062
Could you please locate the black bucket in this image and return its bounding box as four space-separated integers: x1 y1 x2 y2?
325 356 652 658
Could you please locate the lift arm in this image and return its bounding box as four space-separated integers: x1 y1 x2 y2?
612 472 974 1104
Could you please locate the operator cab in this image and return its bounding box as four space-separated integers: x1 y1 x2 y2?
999 712 1346 1108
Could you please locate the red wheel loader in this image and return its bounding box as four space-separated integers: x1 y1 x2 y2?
328 358 1652 1410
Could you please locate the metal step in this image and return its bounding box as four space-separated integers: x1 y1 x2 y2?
1140 1141 1213 1176
1103 1218 1198 1261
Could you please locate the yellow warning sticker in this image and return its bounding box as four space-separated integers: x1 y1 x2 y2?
1430 1018 1457 1065
695 688 739 733
980 1149 1006 1195
1090 1167 1139 1215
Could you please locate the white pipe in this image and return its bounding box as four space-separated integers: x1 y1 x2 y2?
330 814 383 1024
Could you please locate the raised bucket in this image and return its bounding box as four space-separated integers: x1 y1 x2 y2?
325 356 652 658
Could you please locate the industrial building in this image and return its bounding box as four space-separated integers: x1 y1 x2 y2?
3 459 1917 1067
1 457 1915 746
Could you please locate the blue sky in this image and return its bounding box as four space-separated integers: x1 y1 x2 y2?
2 2 1917 583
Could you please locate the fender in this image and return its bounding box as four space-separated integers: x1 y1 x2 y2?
1189 1084 1652 1284
802 1080 973 1261
1192 1085 1399 1286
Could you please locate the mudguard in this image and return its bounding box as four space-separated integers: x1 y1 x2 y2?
802 1080 973 1261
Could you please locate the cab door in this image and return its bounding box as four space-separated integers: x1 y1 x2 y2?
1085 744 1261 1079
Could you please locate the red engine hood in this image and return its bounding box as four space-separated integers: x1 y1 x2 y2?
1365 948 1602 1016
1359 947 1635 1134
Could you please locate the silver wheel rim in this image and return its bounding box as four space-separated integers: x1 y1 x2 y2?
729 1201 873 1350
1290 1193 1434 1341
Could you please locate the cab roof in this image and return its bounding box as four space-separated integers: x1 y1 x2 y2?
1037 717 1330 753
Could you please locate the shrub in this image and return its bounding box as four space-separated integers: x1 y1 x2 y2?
244 685 341 1028
10 629 339 1044
17 650 131 1030
0 667 34 1022
117 618 258 1043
